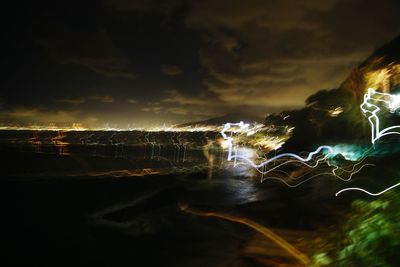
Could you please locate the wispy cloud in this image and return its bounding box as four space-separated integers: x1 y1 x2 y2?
127 98 137 104
57 96 86 105
161 64 182 76
92 95 114 103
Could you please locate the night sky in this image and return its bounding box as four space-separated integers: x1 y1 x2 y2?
2 0 400 128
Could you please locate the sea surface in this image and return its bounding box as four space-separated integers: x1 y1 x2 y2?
1 130 348 266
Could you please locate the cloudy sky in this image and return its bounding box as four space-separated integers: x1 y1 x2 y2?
2 0 400 127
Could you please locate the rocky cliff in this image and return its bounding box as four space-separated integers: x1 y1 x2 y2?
267 35 400 151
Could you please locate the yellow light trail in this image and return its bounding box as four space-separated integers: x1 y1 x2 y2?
179 204 310 266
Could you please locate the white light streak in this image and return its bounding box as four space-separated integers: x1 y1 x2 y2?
221 88 400 197
220 121 371 186
335 182 400 197
360 88 400 144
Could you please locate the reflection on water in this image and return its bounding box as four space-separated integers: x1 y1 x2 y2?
0 130 272 207
185 175 262 205
1 130 265 179
224 147 260 177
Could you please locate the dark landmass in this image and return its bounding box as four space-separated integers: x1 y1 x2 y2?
266 35 400 151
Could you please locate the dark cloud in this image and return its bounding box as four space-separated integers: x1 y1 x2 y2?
64 57 138 79
104 0 184 15
38 27 138 79
184 0 400 109
162 89 211 105
0 98 5 108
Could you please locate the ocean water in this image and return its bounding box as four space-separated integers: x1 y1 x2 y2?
0 130 346 266
0 130 226 175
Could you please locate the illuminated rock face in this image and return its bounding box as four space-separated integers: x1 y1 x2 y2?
266 35 400 149
342 36 400 98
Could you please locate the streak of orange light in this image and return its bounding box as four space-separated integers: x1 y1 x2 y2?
179 204 310 266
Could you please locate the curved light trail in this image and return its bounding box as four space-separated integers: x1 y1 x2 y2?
361 87 400 144
335 182 400 197
221 87 400 197
180 204 310 266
